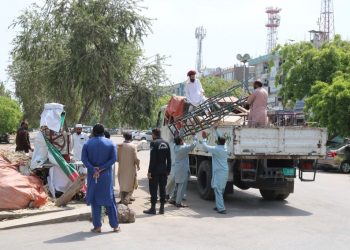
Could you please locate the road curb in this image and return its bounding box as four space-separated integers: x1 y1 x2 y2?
0 206 90 230
0 207 67 221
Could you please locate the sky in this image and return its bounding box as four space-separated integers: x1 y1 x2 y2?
1 0 349 89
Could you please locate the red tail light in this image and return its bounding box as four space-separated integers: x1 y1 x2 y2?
240 161 255 169
299 160 314 170
327 151 337 158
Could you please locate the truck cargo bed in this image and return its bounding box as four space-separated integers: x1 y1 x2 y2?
192 126 327 160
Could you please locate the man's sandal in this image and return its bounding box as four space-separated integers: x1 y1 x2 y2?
113 227 121 233
176 203 188 208
168 200 176 205
90 228 102 233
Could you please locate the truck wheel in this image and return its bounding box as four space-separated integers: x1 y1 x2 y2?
340 162 350 174
259 189 277 200
260 189 290 201
197 160 214 200
276 193 290 200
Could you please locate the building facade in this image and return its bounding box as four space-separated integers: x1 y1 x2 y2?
202 65 252 83
166 81 186 96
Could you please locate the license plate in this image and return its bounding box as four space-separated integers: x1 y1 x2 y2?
283 168 296 176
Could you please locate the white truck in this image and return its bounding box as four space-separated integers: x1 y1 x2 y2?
158 106 328 201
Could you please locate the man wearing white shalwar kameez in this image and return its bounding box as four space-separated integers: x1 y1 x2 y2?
185 70 206 108
72 124 89 161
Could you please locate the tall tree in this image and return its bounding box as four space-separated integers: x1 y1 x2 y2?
275 35 350 105
9 0 163 127
274 35 350 136
305 74 350 137
0 82 11 98
200 76 244 98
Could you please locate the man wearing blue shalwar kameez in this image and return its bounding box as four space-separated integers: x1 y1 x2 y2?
169 132 197 207
202 126 229 214
82 124 120 233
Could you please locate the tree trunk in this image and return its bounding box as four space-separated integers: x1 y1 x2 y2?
99 98 114 124
78 98 94 123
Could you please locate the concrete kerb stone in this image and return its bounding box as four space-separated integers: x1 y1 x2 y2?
0 206 90 230
0 206 69 221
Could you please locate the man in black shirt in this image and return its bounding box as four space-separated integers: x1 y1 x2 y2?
143 128 171 215
15 121 32 153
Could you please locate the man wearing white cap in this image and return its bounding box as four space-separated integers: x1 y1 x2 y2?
72 124 89 161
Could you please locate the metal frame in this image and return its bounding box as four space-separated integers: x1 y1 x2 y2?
168 83 248 137
298 160 317 182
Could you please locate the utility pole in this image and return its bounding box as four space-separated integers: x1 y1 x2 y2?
236 53 251 92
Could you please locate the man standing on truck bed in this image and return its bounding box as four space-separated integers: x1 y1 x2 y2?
202 126 229 214
144 128 171 215
185 70 206 108
247 80 268 126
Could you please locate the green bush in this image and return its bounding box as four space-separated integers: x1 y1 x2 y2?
0 96 22 134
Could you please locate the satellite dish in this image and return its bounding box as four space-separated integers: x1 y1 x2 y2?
236 54 243 61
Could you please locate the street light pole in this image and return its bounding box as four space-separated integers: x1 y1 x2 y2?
243 62 246 86
236 53 251 93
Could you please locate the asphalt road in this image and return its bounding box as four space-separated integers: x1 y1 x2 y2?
1 136 350 250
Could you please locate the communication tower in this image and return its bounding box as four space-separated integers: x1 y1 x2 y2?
319 0 334 42
195 26 206 73
265 7 281 54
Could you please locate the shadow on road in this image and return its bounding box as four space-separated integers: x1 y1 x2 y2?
136 177 312 219
43 231 104 243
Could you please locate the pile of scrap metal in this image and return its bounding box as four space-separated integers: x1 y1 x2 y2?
165 95 248 137
0 103 86 210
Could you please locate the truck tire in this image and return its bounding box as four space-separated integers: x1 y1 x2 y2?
276 193 290 200
259 189 278 200
340 162 350 174
259 189 290 201
197 160 214 200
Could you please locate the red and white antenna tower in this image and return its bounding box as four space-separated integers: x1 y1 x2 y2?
319 0 334 42
265 7 281 54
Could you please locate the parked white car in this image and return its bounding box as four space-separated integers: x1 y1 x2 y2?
134 130 153 141
135 140 150 151
131 130 140 139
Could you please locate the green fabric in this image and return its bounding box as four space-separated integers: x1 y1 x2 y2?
42 132 78 181
60 112 66 131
